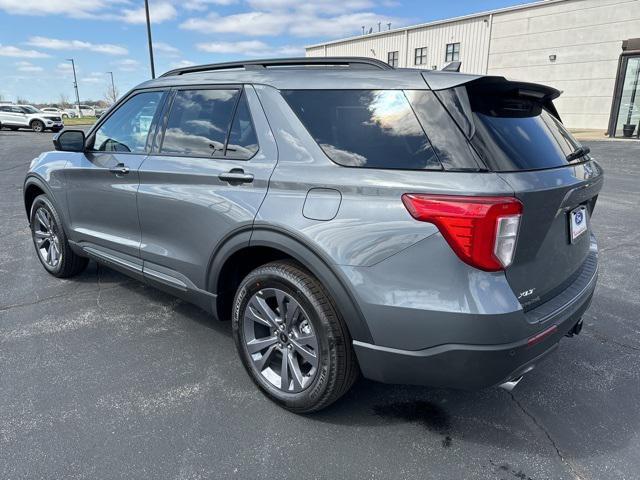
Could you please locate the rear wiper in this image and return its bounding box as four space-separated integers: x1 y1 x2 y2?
566 145 590 162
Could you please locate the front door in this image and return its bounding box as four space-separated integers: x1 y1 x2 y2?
137 85 277 290
64 90 167 261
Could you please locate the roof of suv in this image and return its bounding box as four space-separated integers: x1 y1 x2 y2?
139 57 483 91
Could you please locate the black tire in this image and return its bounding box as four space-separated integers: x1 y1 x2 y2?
30 194 88 278
31 120 44 133
232 260 358 413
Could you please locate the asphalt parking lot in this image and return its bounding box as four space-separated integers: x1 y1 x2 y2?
1 130 639 480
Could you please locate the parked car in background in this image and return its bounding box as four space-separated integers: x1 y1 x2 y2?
41 107 71 119
0 104 63 132
94 108 107 118
23 57 602 412
63 109 78 118
78 105 96 117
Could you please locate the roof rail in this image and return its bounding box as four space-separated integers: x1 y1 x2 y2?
159 56 392 77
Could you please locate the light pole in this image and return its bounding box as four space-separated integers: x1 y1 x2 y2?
106 71 116 103
67 58 81 118
144 0 156 79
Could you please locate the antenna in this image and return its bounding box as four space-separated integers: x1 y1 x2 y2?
362 26 365 35
387 22 392 30
377 22 381 32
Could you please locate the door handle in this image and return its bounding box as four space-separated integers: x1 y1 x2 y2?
109 163 130 175
218 168 254 184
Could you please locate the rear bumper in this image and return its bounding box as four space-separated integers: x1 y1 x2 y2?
353 254 597 390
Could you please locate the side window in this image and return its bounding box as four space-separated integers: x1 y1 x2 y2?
282 89 441 170
161 89 239 157
225 91 259 160
93 91 163 153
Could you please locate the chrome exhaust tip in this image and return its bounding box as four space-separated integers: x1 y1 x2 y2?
499 376 523 392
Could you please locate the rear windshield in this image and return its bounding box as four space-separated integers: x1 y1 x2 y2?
282 90 441 170
437 85 588 172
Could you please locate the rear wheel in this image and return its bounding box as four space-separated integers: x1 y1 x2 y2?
31 120 44 133
30 194 88 278
232 260 358 413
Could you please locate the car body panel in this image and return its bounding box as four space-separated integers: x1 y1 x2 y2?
23 61 600 391
137 85 278 290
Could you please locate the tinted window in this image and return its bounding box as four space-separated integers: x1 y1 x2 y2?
93 91 163 153
226 91 259 159
282 90 441 170
161 89 239 157
437 85 586 172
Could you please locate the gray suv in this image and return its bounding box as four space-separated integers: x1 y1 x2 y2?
23 57 601 412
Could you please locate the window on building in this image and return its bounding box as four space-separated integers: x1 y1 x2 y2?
414 47 428 65
446 43 460 62
387 51 399 67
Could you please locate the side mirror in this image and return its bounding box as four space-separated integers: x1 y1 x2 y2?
53 130 85 152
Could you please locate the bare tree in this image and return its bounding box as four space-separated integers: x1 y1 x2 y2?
58 93 70 108
16 97 30 105
104 84 120 105
0 93 5 102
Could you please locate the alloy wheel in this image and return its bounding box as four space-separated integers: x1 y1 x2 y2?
242 288 319 393
33 207 62 268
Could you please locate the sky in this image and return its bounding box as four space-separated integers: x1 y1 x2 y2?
0 0 539 104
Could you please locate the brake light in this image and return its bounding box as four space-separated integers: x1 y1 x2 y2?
401 194 523 271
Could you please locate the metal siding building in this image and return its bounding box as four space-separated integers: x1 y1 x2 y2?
306 0 640 132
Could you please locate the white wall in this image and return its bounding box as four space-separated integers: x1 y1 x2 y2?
307 17 491 73
487 0 640 129
306 0 640 129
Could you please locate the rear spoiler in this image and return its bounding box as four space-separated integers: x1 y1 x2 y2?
422 73 563 121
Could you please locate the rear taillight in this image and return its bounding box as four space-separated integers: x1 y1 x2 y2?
401 194 523 271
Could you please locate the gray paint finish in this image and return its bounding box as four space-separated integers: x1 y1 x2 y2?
23 63 601 394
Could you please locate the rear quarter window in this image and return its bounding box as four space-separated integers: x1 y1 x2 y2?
436 84 588 172
281 90 442 170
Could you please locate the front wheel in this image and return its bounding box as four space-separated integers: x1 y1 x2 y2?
31 120 44 133
30 194 88 278
232 260 358 413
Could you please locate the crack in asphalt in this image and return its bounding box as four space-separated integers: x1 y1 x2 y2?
0 284 122 313
508 393 584 480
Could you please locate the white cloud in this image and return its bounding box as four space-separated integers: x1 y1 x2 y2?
154 42 180 56
181 1 405 38
170 59 197 69
182 11 284 36
0 0 111 17
121 1 176 24
27 36 128 56
0 44 49 58
197 41 302 57
184 0 237 10
114 58 140 72
15 61 43 72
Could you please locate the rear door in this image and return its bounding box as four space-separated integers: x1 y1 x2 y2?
435 78 603 309
0 106 28 126
137 84 277 291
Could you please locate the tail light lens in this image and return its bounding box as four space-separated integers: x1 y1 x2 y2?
401 194 523 271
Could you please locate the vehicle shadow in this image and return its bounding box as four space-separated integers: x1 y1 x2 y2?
79 262 640 464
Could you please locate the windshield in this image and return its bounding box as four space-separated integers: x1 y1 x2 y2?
21 106 40 114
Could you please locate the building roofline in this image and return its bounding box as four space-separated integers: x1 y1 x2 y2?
305 0 568 49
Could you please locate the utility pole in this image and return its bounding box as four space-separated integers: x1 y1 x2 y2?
67 58 81 118
106 71 116 103
144 0 156 79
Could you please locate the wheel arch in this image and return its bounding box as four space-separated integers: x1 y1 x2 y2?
208 226 373 344
23 175 61 225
